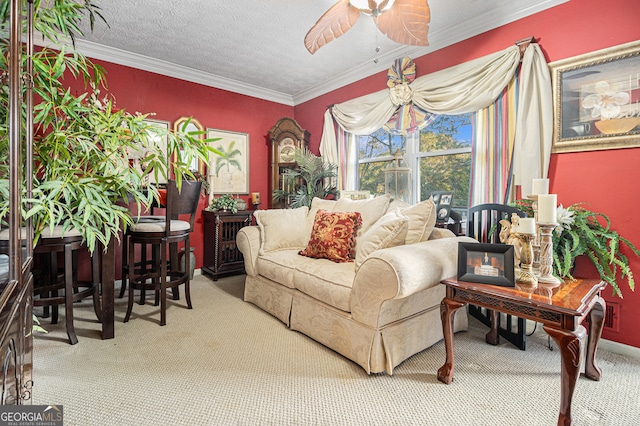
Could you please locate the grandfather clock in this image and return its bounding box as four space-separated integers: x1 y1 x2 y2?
268 117 309 209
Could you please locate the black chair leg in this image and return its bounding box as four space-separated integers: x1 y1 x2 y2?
64 242 78 345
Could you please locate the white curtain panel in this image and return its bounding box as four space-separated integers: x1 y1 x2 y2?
319 44 553 193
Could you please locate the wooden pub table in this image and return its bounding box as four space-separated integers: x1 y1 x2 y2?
437 277 606 426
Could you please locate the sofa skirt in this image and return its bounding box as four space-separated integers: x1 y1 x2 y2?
244 274 468 375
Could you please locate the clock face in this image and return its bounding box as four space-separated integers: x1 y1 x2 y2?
279 137 296 162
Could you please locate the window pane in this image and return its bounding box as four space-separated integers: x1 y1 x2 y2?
358 161 387 196
419 114 472 151
419 153 471 209
358 129 406 160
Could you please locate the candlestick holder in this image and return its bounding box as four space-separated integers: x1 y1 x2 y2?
526 194 541 275
516 232 538 287
537 222 562 285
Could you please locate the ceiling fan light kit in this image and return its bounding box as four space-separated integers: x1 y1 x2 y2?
304 0 430 54
350 0 396 16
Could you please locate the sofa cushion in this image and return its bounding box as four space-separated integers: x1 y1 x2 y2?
293 259 355 312
307 197 338 229
334 193 391 235
257 250 310 289
400 197 437 244
254 206 309 254
299 210 362 263
355 208 409 269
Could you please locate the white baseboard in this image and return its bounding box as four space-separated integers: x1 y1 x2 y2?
599 338 640 359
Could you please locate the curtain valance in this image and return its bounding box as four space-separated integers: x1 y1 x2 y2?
320 43 552 197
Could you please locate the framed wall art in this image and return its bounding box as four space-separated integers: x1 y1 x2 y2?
174 116 205 174
141 118 170 185
550 40 640 153
457 242 515 287
206 128 250 194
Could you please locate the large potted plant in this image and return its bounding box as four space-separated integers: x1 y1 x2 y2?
0 1 216 253
514 200 639 297
273 148 337 208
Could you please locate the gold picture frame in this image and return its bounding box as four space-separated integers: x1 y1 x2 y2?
549 40 640 153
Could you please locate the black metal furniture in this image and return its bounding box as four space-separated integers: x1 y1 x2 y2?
123 180 201 326
467 203 528 350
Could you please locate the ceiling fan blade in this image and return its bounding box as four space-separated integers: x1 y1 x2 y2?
304 0 361 54
375 0 430 46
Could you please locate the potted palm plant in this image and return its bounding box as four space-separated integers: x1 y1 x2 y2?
273 148 337 208
513 199 639 297
0 0 216 253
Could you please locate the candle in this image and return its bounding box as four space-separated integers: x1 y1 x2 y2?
537 194 557 224
531 178 549 196
251 192 261 205
519 218 536 234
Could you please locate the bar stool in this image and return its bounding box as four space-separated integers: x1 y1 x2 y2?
123 180 201 326
1 226 102 344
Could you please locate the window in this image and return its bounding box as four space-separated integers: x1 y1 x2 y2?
357 114 472 213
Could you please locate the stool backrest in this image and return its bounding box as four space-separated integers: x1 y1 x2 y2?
467 203 527 244
165 180 202 233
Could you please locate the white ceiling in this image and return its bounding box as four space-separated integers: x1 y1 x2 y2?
70 0 568 106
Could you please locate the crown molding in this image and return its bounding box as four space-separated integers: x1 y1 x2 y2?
33 36 295 106
292 0 569 104
33 0 566 107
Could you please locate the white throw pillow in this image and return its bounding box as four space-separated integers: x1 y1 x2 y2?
254 206 310 254
400 197 437 244
334 193 391 235
355 208 409 269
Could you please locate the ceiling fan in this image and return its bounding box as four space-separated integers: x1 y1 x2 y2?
304 0 431 54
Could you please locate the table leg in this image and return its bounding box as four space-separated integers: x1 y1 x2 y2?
543 324 586 426
486 310 500 345
584 297 606 381
437 297 466 384
100 238 115 339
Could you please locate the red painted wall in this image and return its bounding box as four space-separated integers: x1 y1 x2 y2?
80 0 639 346
294 0 640 347
68 60 293 276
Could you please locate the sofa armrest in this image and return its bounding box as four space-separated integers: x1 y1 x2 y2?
237 226 261 276
351 236 477 326
429 227 456 240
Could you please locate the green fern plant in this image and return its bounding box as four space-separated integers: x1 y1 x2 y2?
273 148 337 209
514 199 639 298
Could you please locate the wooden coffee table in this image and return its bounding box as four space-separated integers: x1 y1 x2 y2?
437 277 606 426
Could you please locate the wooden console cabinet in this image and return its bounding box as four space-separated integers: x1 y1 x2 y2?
202 210 253 280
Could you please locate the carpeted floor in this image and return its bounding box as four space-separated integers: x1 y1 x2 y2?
32 274 640 425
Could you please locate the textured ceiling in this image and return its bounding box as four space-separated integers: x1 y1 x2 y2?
70 0 568 105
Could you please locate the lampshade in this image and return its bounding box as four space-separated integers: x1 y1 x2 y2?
384 150 411 203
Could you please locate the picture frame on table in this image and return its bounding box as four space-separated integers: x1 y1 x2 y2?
457 242 515 287
431 190 454 223
206 128 250 194
549 40 640 153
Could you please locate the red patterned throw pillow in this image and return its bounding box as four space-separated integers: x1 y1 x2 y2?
299 209 362 263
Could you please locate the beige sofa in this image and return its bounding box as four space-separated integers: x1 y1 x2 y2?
237 195 475 374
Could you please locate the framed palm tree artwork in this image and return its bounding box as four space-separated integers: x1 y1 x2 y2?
206 128 250 194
